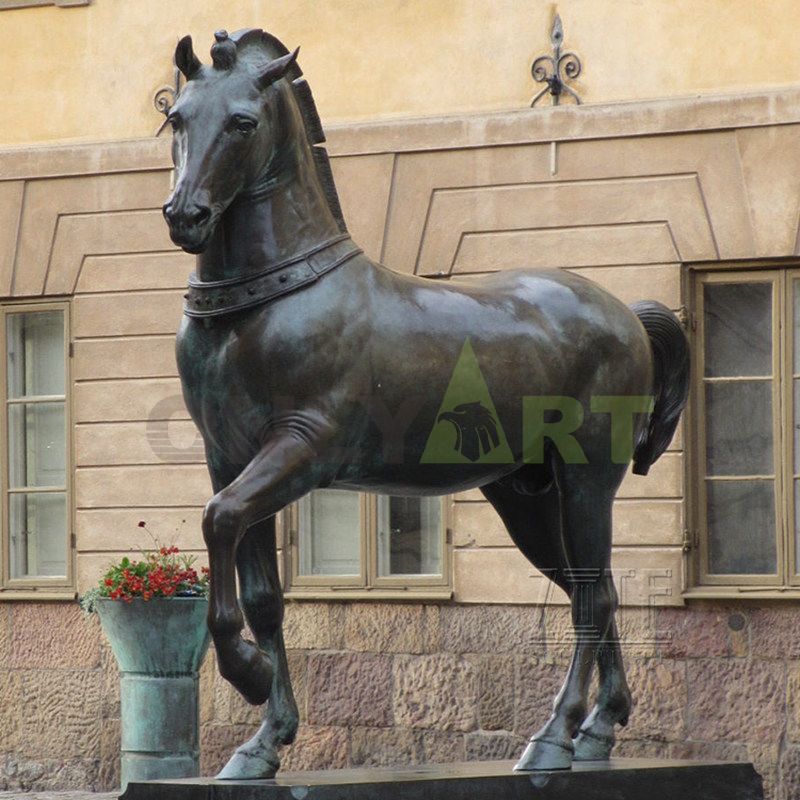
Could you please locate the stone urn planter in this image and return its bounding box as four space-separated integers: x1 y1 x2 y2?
97 596 210 789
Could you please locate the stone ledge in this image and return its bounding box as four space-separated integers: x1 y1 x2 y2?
121 759 762 800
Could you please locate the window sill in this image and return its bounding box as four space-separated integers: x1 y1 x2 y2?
683 587 800 601
285 589 453 603
0 589 76 601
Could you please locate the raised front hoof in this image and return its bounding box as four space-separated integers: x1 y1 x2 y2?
514 738 574 771
573 729 614 761
216 746 280 780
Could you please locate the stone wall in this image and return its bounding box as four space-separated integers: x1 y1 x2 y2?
0 600 797 800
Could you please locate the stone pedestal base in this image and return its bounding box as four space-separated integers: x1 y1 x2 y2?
120 758 763 800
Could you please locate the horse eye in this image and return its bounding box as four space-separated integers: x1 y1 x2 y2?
232 116 257 134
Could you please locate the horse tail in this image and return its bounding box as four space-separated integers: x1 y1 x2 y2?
629 300 690 476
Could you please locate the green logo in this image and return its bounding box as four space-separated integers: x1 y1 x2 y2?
421 339 513 464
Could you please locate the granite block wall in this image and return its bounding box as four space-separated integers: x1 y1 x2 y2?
0 601 796 799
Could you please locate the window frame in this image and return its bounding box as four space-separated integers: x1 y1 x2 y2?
283 492 452 600
687 262 800 595
0 298 74 595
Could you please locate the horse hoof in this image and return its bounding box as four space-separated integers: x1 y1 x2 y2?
216 746 279 780
514 738 573 771
573 729 614 761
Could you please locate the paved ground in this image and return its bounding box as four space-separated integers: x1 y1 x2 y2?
0 793 118 800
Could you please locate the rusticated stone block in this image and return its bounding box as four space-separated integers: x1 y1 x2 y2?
280 725 349 772
18 670 103 759
513 656 567 738
307 653 392 727
0 607 10 669
350 726 420 767
616 607 659 658
393 654 478 731
200 723 259 777
780 743 800 800
465 730 525 760
344 603 439 654
287 649 308 724
10 603 101 669
656 605 736 659
0 671 22 751
541 606 576 664
620 658 686 742
421 730 466 763
98 717 121 791
283 603 334 650
614 739 671 759
472 654 514 731
199 649 216 725
0 756 100 791
441 605 544 655
100 637 121 720
687 659 784 744
787 664 800 744
743 743 779 800
669 740 748 762
750 607 800 659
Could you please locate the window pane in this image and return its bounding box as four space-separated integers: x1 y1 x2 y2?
377 495 442 576
6 311 64 398
8 403 66 488
9 492 67 578
704 282 771 377
298 490 360 576
706 480 776 575
705 381 772 476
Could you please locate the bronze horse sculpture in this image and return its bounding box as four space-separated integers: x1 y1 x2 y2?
163 29 689 780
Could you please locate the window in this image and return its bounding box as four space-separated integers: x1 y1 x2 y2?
0 302 72 591
689 267 800 592
284 491 451 597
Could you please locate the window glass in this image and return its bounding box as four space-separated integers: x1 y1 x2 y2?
377 495 442 576
297 490 361 576
5 309 68 580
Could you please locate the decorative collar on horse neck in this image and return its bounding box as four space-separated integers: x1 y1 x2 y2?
183 234 361 318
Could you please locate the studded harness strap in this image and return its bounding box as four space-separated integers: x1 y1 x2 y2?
183 234 362 318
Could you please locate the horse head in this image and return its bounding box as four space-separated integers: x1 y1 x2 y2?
162 29 299 254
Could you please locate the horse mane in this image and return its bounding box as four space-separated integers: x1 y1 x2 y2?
228 28 347 234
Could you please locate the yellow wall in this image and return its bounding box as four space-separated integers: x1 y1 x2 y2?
1 0 799 146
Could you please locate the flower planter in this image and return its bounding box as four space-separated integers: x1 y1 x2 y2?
96 596 210 790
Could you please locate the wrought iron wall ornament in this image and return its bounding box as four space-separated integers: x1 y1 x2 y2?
530 15 582 107
153 56 183 136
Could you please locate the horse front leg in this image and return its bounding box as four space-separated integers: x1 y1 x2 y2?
202 435 320 707
217 517 299 780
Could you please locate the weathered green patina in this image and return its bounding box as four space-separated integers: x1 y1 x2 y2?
97 597 210 790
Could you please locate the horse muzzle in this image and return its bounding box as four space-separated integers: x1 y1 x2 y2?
162 200 216 254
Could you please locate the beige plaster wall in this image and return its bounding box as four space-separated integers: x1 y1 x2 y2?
2 0 800 146
2 90 800 605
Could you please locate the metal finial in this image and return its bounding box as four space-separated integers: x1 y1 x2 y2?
215 30 229 43
530 14 582 107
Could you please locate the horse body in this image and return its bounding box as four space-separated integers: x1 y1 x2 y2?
164 28 689 781
178 259 653 492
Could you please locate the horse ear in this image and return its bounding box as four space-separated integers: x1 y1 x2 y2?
256 47 300 90
175 35 202 80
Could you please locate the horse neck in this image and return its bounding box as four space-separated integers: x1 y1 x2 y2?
196 100 341 283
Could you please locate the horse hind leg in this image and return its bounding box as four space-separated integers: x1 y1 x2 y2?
573 604 632 761
480 473 575 770
487 459 626 771
217 517 299 780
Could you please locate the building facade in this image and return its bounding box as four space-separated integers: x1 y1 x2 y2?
1 2 800 798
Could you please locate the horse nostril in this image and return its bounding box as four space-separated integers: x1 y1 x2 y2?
162 203 175 223
191 206 211 227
